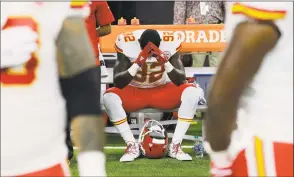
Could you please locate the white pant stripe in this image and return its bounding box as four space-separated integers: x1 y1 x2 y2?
245 139 258 176
61 161 71 177
264 140 277 176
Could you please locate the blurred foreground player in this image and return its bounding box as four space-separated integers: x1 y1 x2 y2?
205 2 293 177
1 2 106 176
66 0 115 162
103 29 204 162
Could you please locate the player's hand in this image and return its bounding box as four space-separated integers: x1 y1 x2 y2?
1 26 38 68
135 43 153 67
149 43 168 65
152 50 168 65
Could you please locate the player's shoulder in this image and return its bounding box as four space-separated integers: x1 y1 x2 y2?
0 2 67 27
232 2 290 9
67 1 90 18
115 29 144 45
35 2 90 20
46 2 90 39
158 30 182 58
115 29 182 58
115 30 143 58
229 2 290 20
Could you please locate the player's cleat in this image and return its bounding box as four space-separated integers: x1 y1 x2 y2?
168 142 192 161
120 142 140 162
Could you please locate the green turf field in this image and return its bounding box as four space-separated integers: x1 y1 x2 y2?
69 121 210 177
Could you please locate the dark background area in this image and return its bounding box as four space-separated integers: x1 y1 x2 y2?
107 1 175 25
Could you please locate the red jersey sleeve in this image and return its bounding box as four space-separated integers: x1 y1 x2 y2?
94 1 115 26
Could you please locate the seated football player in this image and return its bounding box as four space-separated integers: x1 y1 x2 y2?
103 29 204 162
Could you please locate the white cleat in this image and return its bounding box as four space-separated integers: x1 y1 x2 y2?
120 142 140 162
168 142 192 161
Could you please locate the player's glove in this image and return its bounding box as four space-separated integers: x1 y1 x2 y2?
135 43 153 67
204 142 233 177
149 43 168 65
1 26 38 68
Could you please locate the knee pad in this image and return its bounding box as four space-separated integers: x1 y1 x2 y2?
103 92 122 108
103 93 126 122
181 86 202 105
178 86 202 119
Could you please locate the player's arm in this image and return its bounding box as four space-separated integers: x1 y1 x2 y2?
205 20 281 151
166 52 186 86
96 24 112 37
149 42 185 86
113 52 133 89
95 1 115 37
56 16 105 175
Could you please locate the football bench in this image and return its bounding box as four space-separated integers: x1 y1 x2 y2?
101 67 216 141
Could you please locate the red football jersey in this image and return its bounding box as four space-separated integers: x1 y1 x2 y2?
85 1 114 59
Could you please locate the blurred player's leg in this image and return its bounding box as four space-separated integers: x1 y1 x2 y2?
149 83 203 161
17 161 70 177
225 136 294 177
103 85 147 162
65 113 73 163
272 141 293 176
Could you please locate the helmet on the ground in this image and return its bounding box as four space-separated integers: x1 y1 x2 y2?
139 120 168 159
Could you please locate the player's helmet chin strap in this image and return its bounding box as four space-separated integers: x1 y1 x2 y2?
139 120 166 143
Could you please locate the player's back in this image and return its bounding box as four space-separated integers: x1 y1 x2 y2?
226 2 293 143
1 2 71 175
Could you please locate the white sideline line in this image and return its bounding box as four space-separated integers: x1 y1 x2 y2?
73 145 194 150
